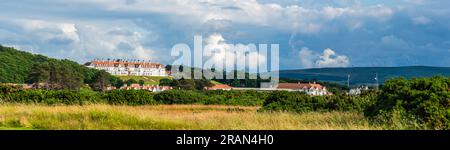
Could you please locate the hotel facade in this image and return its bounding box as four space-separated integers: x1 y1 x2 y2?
85 59 168 76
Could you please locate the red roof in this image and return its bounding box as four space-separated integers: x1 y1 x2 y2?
86 60 163 68
130 84 141 88
208 84 232 90
277 82 324 90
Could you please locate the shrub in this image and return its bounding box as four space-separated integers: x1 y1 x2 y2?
103 90 156 105
153 90 205 104
202 90 267 106
2 89 103 105
259 90 376 113
364 76 450 129
153 90 267 106
1 85 267 106
0 85 22 94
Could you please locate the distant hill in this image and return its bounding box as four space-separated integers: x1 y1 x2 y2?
279 66 450 85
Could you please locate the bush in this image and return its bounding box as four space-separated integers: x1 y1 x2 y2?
103 90 156 105
153 90 206 104
1 89 103 105
202 90 267 106
364 76 450 129
0 85 267 106
259 91 376 113
153 90 267 106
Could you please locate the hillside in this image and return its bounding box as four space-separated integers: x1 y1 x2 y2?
0 45 107 84
279 66 450 85
117 76 172 85
0 45 54 83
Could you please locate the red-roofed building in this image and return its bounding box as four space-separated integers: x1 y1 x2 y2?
120 84 172 92
277 82 330 96
206 84 233 90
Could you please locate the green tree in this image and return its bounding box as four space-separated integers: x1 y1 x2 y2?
127 79 138 86
90 70 110 91
176 79 196 90
139 80 145 86
28 60 83 90
194 79 213 90
159 78 173 86
114 79 124 88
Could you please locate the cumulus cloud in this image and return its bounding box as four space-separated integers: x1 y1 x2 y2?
74 24 156 62
14 19 80 44
203 33 266 71
298 47 315 68
3 0 393 34
299 47 350 68
0 18 156 62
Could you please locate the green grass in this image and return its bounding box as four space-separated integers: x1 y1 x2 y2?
210 80 222 85
117 76 171 85
117 76 224 85
0 104 384 130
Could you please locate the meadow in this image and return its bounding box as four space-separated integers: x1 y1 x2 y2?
117 76 171 85
1 76 449 130
0 104 382 130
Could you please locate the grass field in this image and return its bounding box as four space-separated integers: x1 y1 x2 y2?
116 76 223 85
0 104 383 130
117 76 170 85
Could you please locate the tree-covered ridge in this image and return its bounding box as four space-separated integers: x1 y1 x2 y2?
0 45 120 90
0 45 49 83
0 45 215 91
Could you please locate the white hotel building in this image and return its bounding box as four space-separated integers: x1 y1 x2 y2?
85 59 168 76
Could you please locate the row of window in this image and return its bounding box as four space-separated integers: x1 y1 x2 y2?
95 67 165 72
109 71 167 76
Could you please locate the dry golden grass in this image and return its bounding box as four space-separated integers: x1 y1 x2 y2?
0 104 383 130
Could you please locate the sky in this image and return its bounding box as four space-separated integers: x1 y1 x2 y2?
0 0 449 70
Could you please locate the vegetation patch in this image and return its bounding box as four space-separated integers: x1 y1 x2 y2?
0 104 380 130
364 76 450 130
117 76 171 86
259 90 376 113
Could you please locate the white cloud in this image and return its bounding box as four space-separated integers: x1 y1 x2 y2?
316 48 350 67
75 23 156 62
0 18 156 62
298 47 315 68
45 0 394 34
299 47 350 68
203 33 266 71
132 45 155 60
13 19 80 44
